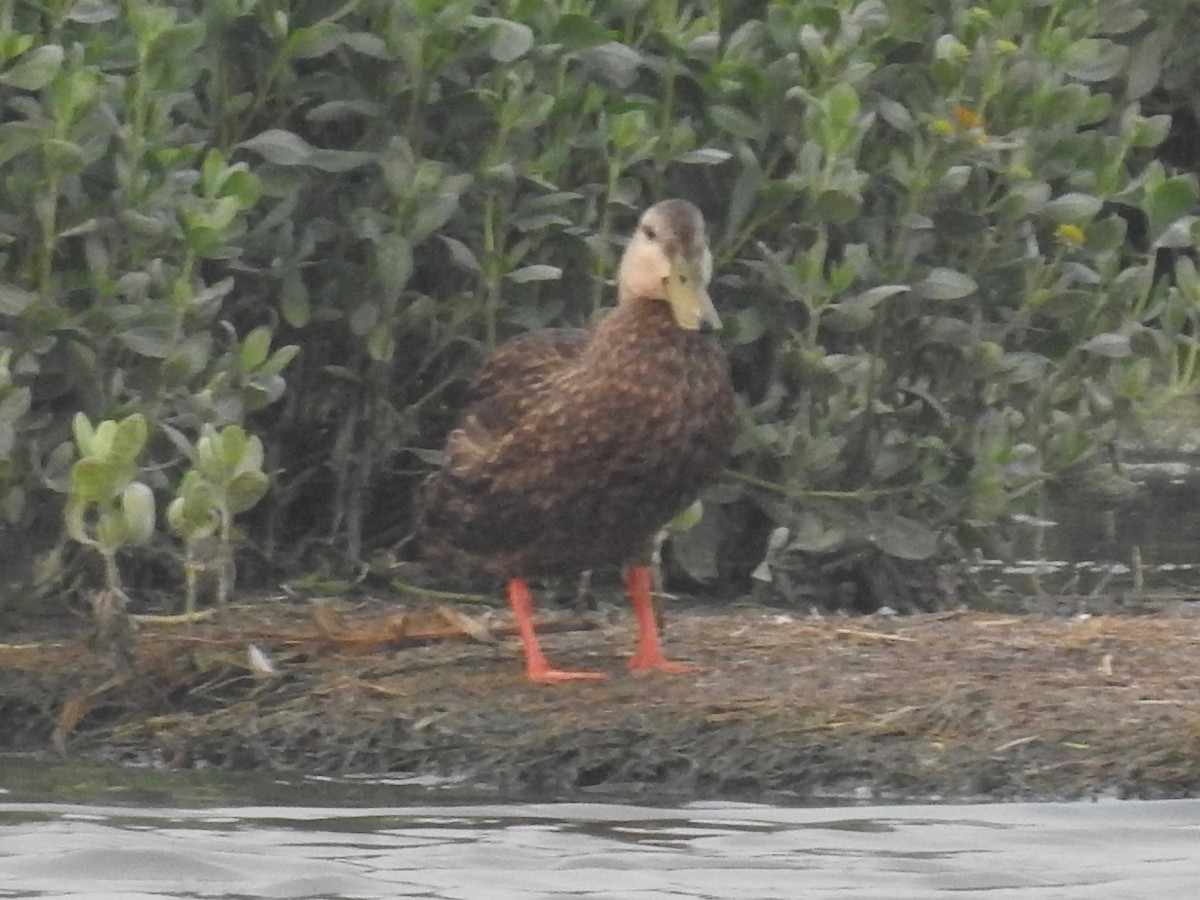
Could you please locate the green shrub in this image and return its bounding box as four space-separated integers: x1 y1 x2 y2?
1 0 1198 618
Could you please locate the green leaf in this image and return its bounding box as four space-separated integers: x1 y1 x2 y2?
813 189 861 224
0 386 31 422
846 284 910 309
1064 38 1127 83
507 264 562 283
196 426 225 481
376 233 413 293
675 148 731 165
669 500 720 581
166 495 191 537
877 99 914 132
149 20 206 65
218 425 249 474
669 499 704 532
934 33 968 63
1080 333 1131 358
472 16 534 63
867 509 938 560
1083 216 1127 254
240 433 265 473
42 139 87 174
227 470 269 514
240 129 314 166
121 482 156 545
609 109 648 152
72 412 95 455
70 457 122 504
789 512 848 553
281 268 310 328
709 105 761 140
412 190 463 241
64 498 92 545
118 327 174 358
1041 192 1102 223
66 0 118 23
1126 29 1169 101
168 473 219 538
367 322 395 362
439 235 480 272
92 420 117 457
917 268 977 300
554 13 613 49
340 32 388 58
111 414 148 462
1146 175 1200 242
308 147 376 172
0 284 37 315
95 508 129 550
0 44 64 90
259 344 299 378
578 41 642 88
1126 114 1170 149
0 121 41 167
825 82 860 129
241 326 272 371
284 22 346 60
726 307 768 344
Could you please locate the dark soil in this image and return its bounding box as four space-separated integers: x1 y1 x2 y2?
3 592 1200 803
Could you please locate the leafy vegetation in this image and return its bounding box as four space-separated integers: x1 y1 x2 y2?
1 0 1198 621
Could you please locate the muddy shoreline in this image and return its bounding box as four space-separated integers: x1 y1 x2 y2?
2 593 1199 803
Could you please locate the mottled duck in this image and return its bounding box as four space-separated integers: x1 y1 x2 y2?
416 199 737 683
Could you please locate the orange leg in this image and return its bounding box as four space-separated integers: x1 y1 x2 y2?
625 565 695 674
507 578 606 684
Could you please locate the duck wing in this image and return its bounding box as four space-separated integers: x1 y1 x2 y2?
418 329 733 576
468 328 588 417
415 328 589 566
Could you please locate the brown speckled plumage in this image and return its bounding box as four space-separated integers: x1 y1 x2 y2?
414 200 735 681
417 201 735 580
418 302 734 577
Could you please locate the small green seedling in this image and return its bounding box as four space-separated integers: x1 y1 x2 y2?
64 412 155 611
167 424 269 617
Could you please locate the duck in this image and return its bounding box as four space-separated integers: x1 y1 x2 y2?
415 199 737 683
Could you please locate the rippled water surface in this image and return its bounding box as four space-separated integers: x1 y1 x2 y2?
1 784 1197 900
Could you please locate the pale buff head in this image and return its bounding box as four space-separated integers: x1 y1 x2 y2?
616 199 721 332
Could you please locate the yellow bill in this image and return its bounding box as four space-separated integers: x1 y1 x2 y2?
665 257 722 332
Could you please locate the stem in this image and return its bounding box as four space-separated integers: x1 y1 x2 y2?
217 505 234 609
390 578 500 606
101 548 121 594
725 468 916 500
183 551 198 617
482 193 500 347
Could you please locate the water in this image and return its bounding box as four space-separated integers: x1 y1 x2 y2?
974 457 1200 596
2 787 1197 899
4 459 1200 899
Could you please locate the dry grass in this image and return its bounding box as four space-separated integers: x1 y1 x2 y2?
2 596 1199 801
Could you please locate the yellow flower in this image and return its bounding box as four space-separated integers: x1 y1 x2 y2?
1055 224 1085 245
955 105 985 131
931 118 954 135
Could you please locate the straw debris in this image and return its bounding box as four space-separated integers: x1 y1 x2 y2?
2 596 1199 800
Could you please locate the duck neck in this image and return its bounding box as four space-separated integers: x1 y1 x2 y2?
594 296 680 349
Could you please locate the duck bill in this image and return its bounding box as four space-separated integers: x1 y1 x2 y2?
665 257 722 332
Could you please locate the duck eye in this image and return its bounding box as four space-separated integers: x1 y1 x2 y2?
642 225 657 240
